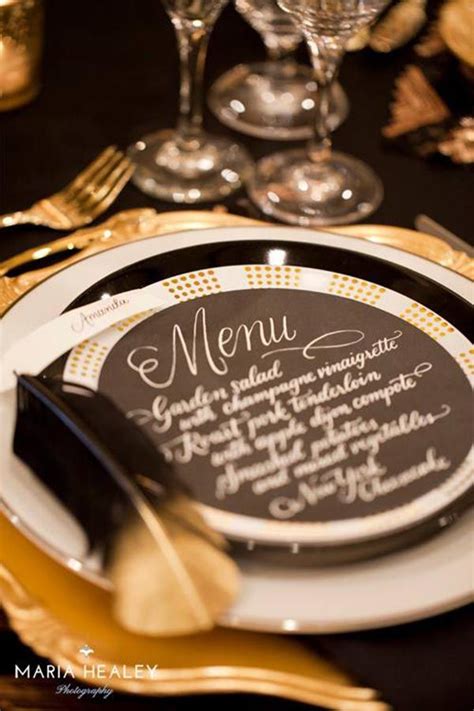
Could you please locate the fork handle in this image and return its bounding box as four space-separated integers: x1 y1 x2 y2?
0 211 35 229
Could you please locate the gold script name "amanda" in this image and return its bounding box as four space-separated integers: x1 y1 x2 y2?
126 305 364 389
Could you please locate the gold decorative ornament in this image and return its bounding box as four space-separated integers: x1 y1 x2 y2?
383 65 451 138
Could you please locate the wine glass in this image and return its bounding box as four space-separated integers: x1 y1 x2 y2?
208 0 349 140
248 0 390 225
129 0 253 203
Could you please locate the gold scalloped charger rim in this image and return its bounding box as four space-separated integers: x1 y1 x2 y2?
330 224 473 279
0 564 379 706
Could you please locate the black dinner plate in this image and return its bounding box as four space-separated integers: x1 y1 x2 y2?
43 238 473 565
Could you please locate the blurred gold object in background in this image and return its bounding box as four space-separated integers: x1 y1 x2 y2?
383 65 450 138
439 0 474 67
369 0 427 52
0 0 43 111
347 0 428 52
347 0 474 57
414 19 446 57
438 116 474 163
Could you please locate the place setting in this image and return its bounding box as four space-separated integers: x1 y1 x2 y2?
0 1 473 710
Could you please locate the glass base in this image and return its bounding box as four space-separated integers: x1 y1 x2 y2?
248 148 383 226
128 130 254 203
208 61 349 141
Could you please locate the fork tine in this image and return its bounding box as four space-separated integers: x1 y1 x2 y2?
86 164 134 220
64 150 126 207
64 150 124 205
61 146 120 200
75 157 132 213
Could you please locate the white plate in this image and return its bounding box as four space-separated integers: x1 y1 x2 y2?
1 225 473 633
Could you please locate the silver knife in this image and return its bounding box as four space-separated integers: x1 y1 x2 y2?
415 214 474 258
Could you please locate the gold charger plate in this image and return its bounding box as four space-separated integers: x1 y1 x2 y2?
0 209 472 704
0 209 472 317
1 515 386 708
334 223 474 278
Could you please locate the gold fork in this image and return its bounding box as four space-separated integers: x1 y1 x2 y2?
0 146 134 230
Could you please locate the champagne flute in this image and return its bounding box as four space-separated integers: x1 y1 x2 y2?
208 0 349 140
249 0 390 225
129 0 253 203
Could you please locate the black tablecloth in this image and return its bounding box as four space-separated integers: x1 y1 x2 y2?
0 1 473 710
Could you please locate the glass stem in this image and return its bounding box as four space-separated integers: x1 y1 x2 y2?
305 36 343 164
173 20 210 150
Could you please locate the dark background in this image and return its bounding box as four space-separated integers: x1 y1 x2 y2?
1 0 473 261
0 1 473 709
